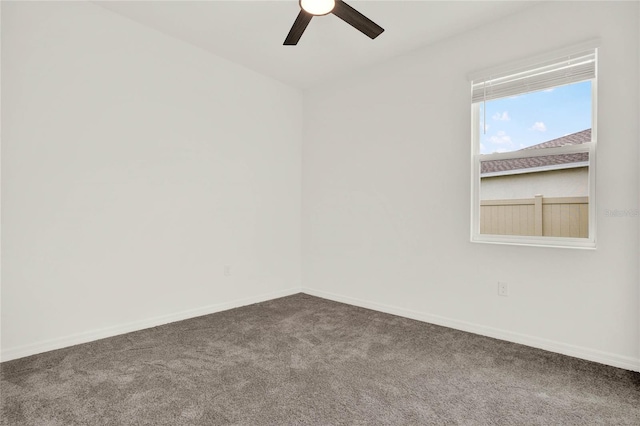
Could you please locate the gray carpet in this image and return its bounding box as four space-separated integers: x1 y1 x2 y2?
1 293 639 425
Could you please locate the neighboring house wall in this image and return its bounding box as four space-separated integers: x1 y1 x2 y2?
481 167 589 200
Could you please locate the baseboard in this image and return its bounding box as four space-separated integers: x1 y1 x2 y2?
5 286 638 372
301 287 640 373
1 287 301 363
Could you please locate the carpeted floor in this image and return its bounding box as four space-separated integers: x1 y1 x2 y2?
1 293 639 425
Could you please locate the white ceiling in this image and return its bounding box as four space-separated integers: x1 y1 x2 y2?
96 0 538 89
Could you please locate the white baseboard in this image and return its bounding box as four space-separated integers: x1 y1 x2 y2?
301 287 640 373
1 287 301 363
4 286 638 373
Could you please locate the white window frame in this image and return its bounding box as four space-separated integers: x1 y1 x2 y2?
469 42 599 249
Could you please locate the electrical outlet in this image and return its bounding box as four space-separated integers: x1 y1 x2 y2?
498 282 508 297
224 265 231 276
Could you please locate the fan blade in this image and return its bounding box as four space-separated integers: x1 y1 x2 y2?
284 10 313 45
332 0 384 39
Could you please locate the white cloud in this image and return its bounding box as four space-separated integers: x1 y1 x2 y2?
492 111 510 121
488 130 512 145
543 88 555 93
530 121 547 132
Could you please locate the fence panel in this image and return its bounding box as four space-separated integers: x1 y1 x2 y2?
481 196 588 238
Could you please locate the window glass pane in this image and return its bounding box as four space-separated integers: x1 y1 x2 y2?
478 81 592 155
480 153 589 238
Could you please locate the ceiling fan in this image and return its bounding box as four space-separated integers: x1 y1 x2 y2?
284 0 384 46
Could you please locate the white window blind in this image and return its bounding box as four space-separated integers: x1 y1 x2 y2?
471 49 596 103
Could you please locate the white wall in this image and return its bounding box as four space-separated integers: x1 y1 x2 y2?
2 1 638 372
1 2 302 360
302 1 640 370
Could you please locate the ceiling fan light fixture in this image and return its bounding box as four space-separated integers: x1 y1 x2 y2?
284 0 384 45
300 0 336 16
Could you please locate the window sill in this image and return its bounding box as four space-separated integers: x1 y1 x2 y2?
471 234 596 250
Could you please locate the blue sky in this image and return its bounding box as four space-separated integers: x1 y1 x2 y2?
479 81 592 154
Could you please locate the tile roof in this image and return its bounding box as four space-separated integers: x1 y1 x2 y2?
481 129 591 176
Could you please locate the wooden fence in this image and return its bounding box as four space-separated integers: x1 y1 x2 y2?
480 195 588 238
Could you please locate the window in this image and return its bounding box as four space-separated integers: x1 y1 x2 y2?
470 46 597 248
